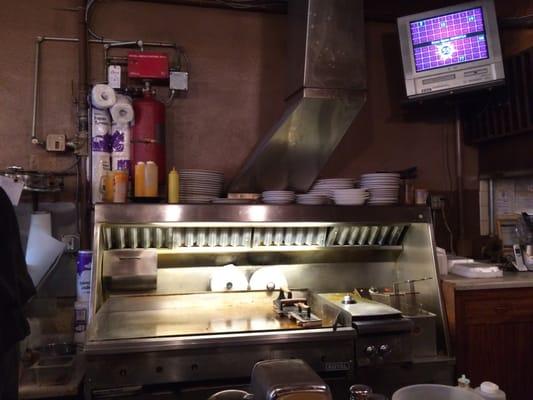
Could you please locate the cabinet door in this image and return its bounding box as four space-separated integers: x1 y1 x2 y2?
455 288 533 400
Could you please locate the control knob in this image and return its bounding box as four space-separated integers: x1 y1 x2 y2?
365 345 377 357
378 344 391 355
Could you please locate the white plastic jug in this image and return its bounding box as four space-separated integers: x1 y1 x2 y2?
392 384 483 400
474 382 506 400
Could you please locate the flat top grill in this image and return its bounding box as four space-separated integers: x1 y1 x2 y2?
87 291 335 342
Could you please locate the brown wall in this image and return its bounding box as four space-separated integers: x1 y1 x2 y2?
0 1 470 188
0 0 530 253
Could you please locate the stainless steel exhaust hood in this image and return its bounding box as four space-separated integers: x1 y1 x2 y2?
229 0 366 193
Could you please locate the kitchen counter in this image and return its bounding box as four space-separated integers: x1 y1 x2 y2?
440 271 533 290
441 273 533 399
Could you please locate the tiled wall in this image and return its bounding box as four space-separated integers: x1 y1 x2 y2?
480 176 533 239
494 177 533 217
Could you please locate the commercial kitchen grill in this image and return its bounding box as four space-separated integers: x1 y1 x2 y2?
84 204 452 399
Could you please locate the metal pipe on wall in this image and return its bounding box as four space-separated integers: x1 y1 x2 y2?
78 1 90 250
30 36 178 146
455 106 465 240
31 38 43 145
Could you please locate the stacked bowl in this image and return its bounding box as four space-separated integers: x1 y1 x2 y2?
296 193 328 205
179 169 224 203
308 178 356 199
360 173 401 205
262 191 295 204
332 189 369 205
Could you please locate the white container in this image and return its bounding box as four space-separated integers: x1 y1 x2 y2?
76 251 92 302
74 301 89 350
436 247 448 275
392 384 483 400
144 161 158 197
474 382 506 400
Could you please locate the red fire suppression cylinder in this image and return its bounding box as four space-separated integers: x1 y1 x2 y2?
131 85 166 184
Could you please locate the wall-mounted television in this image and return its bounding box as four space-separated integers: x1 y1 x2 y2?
397 0 504 100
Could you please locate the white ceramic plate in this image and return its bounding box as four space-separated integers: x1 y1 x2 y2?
361 173 400 178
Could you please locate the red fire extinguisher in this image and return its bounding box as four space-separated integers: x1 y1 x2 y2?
131 84 166 184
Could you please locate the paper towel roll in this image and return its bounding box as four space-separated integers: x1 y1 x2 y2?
210 264 248 292
110 95 134 124
91 84 117 109
249 267 288 291
111 122 131 172
91 108 112 152
91 108 112 203
25 212 66 288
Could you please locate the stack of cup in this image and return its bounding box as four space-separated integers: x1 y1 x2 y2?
75 251 92 351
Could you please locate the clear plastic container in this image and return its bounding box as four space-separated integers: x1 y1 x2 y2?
474 382 506 400
392 384 484 400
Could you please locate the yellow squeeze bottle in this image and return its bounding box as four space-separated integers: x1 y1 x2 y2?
168 168 179 203
134 162 145 197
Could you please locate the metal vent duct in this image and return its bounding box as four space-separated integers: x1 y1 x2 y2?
229 0 366 193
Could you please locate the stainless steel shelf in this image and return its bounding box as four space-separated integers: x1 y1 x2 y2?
95 204 432 224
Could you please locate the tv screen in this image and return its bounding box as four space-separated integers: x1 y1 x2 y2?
410 7 489 72
397 0 504 100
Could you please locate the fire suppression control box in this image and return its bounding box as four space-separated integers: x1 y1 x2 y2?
128 51 169 80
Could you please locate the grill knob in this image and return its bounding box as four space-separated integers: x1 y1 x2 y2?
379 344 391 355
365 345 377 357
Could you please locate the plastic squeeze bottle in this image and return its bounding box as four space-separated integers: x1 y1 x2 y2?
168 168 179 203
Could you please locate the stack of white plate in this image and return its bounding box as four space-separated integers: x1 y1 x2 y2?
262 191 295 204
296 193 328 205
360 173 401 205
332 189 369 205
179 169 224 204
308 178 356 198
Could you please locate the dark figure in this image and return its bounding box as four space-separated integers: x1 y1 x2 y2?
0 188 36 399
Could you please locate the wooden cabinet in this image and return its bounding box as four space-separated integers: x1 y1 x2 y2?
442 283 533 400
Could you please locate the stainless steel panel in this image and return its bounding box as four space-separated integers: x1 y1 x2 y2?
85 333 355 393
229 95 366 193
157 246 402 268
230 0 366 193
95 204 432 224
287 0 366 95
250 359 331 400
395 223 451 356
102 249 157 291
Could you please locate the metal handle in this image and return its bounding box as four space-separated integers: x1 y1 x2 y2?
118 256 142 260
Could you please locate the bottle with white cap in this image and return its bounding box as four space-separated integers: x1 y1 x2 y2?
457 374 472 389
474 382 506 400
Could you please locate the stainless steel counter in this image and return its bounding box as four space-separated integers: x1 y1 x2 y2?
440 271 533 290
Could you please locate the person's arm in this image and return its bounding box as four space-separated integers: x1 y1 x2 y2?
0 188 35 307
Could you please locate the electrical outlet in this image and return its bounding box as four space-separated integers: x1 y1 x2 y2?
169 70 188 91
62 234 80 253
431 195 445 210
46 134 66 152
